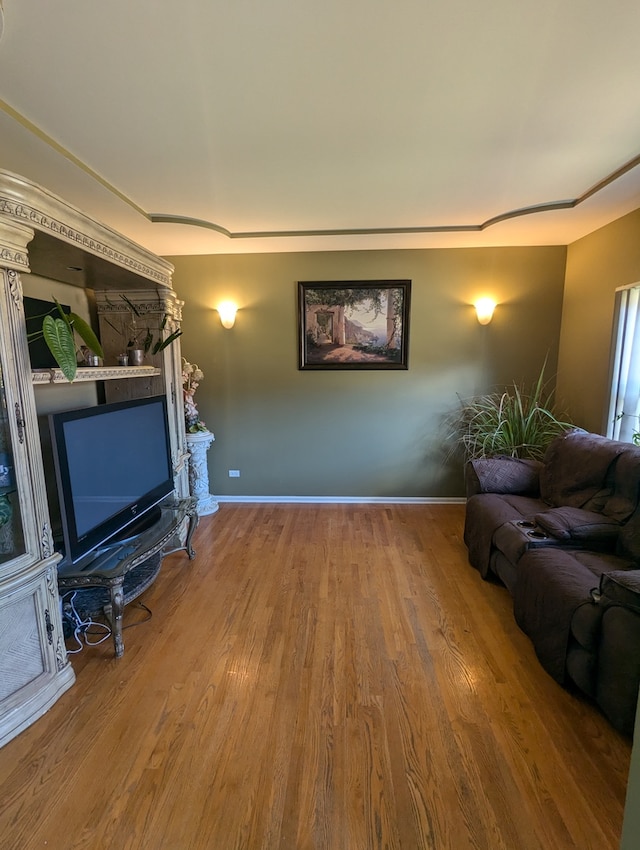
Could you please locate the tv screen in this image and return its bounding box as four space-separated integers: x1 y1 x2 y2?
49 395 174 567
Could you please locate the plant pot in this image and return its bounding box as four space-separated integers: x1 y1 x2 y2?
127 348 144 366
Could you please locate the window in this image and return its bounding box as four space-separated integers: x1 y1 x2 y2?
607 284 640 442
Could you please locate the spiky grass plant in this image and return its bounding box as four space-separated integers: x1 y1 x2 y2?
453 367 574 461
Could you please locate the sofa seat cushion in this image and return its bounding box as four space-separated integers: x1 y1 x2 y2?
513 548 605 683
533 506 621 543
464 493 546 578
490 507 621 573
565 550 635 578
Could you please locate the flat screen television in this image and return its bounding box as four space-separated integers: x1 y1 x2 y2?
49 395 174 567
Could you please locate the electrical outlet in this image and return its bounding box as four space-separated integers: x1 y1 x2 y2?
228 469 240 478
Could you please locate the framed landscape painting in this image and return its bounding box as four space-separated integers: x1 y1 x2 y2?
298 280 411 370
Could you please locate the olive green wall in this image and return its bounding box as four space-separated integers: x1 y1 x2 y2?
557 208 640 434
169 246 566 499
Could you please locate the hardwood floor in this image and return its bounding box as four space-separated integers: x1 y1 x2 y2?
0 504 632 849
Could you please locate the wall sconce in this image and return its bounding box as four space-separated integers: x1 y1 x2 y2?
474 298 497 325
217 301 238 329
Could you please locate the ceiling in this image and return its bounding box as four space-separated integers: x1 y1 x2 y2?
1 0 640 257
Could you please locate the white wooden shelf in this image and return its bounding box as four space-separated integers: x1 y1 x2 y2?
31 365 161 385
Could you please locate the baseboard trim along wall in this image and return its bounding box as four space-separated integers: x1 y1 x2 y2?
214 496 466 505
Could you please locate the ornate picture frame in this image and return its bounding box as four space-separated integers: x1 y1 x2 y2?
298 280 411 370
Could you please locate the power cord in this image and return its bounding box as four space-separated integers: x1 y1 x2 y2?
61 591 111 653
61 593 153 653
123 601 153 629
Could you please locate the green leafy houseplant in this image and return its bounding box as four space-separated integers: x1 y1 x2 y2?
614 412 640 446
104 294 182 358
451 366 574 461
27 299 104 382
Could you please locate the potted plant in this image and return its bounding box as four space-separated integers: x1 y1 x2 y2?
27 298 104 382
104 294 182 365
450 364 574 461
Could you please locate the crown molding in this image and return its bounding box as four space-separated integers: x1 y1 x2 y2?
150 152 640 240
0 168 173 285
2 99 640 245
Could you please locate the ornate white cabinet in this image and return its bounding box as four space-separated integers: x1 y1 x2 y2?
0 170 188 747
0 218 75 747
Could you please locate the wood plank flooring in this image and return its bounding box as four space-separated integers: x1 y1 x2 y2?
0 504 632 849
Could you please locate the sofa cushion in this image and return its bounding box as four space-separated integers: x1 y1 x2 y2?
514 548 605 683
465 456 542 497
568 549 634 577
490 550 520 594
539 430 627 509
533 507 620 542
598 570 640 612
566 643 597 697
596 606 640 736
616 504 640 562
464 493 546 578
601 449 640 521
570 601 602 652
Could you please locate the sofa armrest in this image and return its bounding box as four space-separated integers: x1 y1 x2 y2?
595 570 640 614
465 456 543 498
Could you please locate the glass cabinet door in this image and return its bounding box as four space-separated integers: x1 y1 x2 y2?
0 366 24 564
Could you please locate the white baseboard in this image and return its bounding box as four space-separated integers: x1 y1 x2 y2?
213 496 465 505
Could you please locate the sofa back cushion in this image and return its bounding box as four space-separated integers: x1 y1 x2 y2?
616 502 640 561
465 456 542 498
602 449 640 521
539 430 629 509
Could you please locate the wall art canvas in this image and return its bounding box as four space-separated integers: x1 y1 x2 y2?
298 280 411 370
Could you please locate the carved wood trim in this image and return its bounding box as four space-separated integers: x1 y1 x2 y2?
0 214 34 272
0 171 173 286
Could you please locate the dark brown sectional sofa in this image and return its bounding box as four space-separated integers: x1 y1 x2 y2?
463 429 640 736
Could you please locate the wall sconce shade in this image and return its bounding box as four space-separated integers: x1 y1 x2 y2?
217 301 238 329
474 298 496 325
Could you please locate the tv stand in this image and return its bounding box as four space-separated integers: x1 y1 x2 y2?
57 497 198 658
